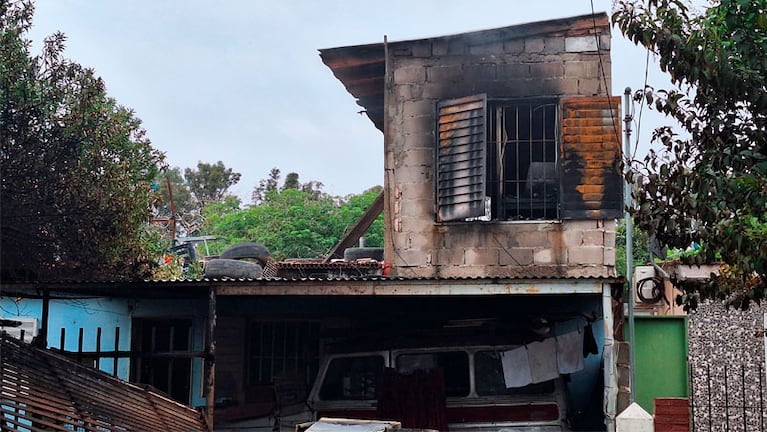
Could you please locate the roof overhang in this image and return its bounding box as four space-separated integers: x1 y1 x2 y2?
2 276 621 299
319 12 610 132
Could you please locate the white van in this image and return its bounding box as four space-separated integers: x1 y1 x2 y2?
305 344 569 432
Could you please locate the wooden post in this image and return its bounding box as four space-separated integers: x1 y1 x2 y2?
204 286 217 431
38 288 50 348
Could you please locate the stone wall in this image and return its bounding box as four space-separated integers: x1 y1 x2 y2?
383 23 615 278
688 301 766 431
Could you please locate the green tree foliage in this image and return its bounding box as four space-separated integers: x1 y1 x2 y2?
615 220 651 279
184 161 241 206
613 0 767 307
204 169 383 260
0 1 164 281
251 167 280 204
153 162 241 238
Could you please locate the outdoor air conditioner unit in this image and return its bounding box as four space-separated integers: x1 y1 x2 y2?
1 317 38 343
634 265 664 304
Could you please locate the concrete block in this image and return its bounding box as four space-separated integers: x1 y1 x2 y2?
468 41 504 55
582 230 605 246
564 220 598 231
447 39 467 55
464 63 497 81
465 248 499 266
411 41 432 57
498 63 530 78
427 64 463 83
525 37 545 53
566 36 599 52
503 39 524 53
513 230 552 248
569 246 604 265
391 232 412 250
530 62 564 78
433 248 465 266
432 40 448 56
533 248 555 265
499 248 534 266
402 115 434 136
578 78 603 96
599 34 611 51
562 229 583 247
399 203 434 221
393 66 426 85
403 131 434 151
403 100 434 118
564 61 599 79
398 181 433 201
554 78 580 96
400 83 422 100
399 145 433 167
604 247 616 266
604 230 616 248
395 165 431 184
543 36 565 54
395 249 431 267
436 266 475 278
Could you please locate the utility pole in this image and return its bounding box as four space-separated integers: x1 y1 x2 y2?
623 87 636 404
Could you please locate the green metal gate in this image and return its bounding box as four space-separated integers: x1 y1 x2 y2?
633 315 688 413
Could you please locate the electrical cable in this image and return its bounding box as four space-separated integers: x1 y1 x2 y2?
635 276 667 304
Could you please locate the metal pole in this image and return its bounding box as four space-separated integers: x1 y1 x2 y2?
623 87 636 404
204 286 217 432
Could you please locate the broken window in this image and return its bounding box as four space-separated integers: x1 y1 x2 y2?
246 320 320 388
437 95 624 222
131 318 193 404
437 95 558 222
489 101 558 220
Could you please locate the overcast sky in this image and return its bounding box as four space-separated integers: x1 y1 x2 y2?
27 1 702 202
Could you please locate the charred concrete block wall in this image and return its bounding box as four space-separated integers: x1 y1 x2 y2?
383 18 616 278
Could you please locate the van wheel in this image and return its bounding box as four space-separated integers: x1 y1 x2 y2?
220 242 271 266
204 258 263 279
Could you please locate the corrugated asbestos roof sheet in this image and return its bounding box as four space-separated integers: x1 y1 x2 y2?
318 13 609 132
0 334 207 431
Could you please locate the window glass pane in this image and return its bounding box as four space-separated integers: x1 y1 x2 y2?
475 350 555 396
395 351 470 397
319 355 385 401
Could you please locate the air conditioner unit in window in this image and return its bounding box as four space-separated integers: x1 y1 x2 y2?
633 265 665 304
1 317 38 343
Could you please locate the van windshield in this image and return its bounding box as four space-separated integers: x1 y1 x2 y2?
395 351 470 397
319 355 384 401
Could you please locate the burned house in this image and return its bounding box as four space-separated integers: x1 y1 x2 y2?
1 12 625 432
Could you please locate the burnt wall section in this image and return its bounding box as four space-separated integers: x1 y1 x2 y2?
383 17 615 277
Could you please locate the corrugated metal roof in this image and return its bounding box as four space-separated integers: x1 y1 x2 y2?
0 334 207 431
319 13 609 132
1 274 622 299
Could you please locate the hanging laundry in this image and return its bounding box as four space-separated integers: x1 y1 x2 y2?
556 328 584 374
501 346 532 388
528 338 558 383
583 323 599 357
